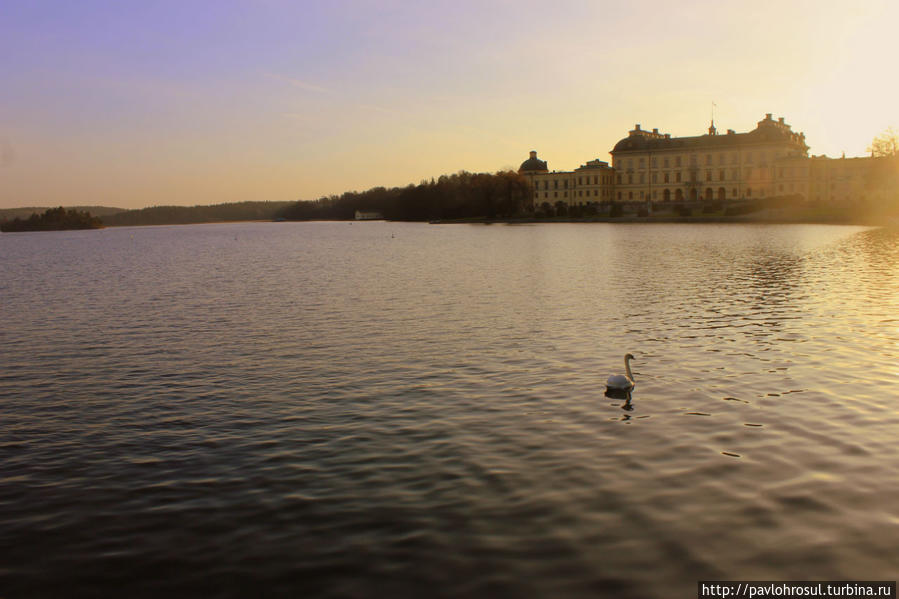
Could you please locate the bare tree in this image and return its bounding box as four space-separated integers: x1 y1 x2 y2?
868 127 899 157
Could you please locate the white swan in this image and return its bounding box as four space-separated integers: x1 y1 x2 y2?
606 353 636 392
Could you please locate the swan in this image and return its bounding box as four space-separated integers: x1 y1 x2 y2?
606 353 636 392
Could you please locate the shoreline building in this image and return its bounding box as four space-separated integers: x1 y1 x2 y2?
610 114 809 204
808 154 897 206
518 151 615 213
519 113 897 213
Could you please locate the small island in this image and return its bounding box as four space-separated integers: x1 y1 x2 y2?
0 207 104 232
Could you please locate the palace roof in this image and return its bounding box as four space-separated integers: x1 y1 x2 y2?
612 115 808 154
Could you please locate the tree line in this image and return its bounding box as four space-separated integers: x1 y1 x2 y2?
276 170 532 221
102 201 293 226
0 207 103 232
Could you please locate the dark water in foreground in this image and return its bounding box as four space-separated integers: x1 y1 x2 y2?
1 222 897 598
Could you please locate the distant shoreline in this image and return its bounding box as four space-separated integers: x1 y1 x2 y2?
427 213 888 226
2 209 893 230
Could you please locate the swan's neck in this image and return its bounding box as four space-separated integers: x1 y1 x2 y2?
625 357 634 381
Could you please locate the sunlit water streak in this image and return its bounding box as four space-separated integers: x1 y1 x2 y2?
1 222 897 598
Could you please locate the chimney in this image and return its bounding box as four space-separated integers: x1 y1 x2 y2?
529 150 537 159
635 124 641 130
778 117 785 124
766 113 773 120
727 129 735 135
664 134 670 139
652 128 659 134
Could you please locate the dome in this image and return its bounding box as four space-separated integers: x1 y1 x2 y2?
519 151 548 173
612 136 650 153
612 134 672 152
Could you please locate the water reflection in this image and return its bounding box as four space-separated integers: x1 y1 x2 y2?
604 387 633 406
1 222 897 598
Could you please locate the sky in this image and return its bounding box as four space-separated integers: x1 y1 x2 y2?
1 0 897 209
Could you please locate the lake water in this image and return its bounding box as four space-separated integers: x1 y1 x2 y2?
1 222 897 598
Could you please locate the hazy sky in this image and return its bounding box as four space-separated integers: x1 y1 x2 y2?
2 0 897 209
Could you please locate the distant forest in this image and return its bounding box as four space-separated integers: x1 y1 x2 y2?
0 207 103 232
276 171 531 221
0 205 126 221
101 201 294 226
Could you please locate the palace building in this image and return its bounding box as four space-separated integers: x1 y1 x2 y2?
610 113 808 203
519 113 897 212
519 151 615 211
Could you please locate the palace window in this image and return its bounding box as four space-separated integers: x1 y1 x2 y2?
664 173 670 183
664 157 670 168
639 173 645 184
719 170 725 181
628 175 633 184
651 172 657 183
676 172 682 183
639 157 645 168
706 171 712 181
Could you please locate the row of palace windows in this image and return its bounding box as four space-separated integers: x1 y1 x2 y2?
577 174 613 185
536 165 809 191
536 189 613 199
618 168 769 185
538 179 569 190
616 187 757 201
535 187 787 201
615 150 793 171
535 175 613 190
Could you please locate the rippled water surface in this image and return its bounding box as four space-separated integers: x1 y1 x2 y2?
1 222 898 598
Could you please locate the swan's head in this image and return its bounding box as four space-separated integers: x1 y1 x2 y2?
624 353 635 361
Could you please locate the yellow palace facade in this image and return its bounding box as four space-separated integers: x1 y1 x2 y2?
520 113 896 211
610 114 808 204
